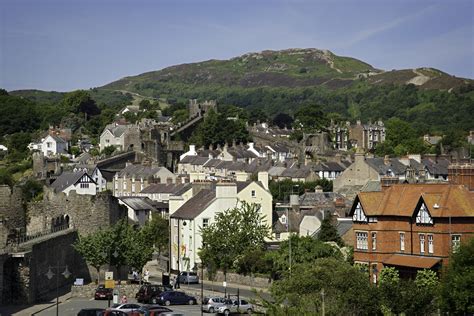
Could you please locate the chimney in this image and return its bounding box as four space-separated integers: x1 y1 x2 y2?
209 143 214 151
384 155 390 166
381 176 399 191
248 142 254 150
258 171 269 190
314 185 323 193
191 179 213 195
216 182 237 198
235 172 250 182
448 163 474 191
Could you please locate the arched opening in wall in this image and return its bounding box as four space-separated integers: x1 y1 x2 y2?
141 143 145 150
64 215 70 228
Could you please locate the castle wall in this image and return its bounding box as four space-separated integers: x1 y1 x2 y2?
27 188 126 237
0 185 25 229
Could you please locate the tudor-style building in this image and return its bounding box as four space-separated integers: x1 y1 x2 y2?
350 183 474 283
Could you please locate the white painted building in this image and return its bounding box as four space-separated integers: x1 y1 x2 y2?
42 135 68 157
51 171 97 196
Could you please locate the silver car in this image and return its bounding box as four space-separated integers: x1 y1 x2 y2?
178 271 199 284
202 296 227 313
216 299 253 315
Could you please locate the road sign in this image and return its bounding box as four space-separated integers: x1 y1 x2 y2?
105 271 113 280
223 281 227 287
105 279 115 289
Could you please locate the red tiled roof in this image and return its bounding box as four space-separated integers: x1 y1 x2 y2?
383 254 441 269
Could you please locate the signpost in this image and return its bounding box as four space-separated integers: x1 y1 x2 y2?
105 271 114 307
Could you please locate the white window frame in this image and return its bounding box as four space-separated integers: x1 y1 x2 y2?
428 234 434 254
416 203 433 225
420 234 425 253
202 218 209 228
352 202 368 223
356 231 368 250
251 190 256 197
371 232 377 250
400 232 405 251
451 234 461 252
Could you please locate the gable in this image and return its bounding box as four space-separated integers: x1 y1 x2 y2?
352 202 367 223
415 200 433 225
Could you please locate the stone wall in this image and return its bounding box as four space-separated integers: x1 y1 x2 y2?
202 270 271 289
71 283 142 299
27 188 126 237
0 185 25 229
29 230 88 303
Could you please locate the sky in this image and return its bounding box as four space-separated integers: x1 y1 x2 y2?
1 0 473 92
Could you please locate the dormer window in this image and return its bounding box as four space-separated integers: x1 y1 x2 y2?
416 203 433 225
280 215 287 224
352 202 367 223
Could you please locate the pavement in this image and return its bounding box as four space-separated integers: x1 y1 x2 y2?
0 260 270 316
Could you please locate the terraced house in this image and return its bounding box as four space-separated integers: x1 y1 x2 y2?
350 182 474 283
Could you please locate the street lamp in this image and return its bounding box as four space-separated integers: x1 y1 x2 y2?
45 262 71 316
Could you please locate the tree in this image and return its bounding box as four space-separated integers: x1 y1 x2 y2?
294 103 328 133
123 227 154 280
442 237 474 314
269 258 378 315
62 90 101 120
73 229 110 283
199 202 271 277
272 113 293 129
141 215 169 255
317 217 343 246
102 145 116 156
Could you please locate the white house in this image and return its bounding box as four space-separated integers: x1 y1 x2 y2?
42 135 68 157
169 172 273 271
73 164 108 192
99 123 140 152
117 196 157 226
51 171 97 196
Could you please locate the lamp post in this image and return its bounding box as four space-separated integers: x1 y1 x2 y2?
45 262 71 316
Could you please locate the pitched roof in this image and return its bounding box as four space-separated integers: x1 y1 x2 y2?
383 254 441 269
180 155 197 163
365 158 407 176
117 164 173 178
298 191 345 206
104 124 129 137
170 189 216 220
281 167 312 178
140 183 191 194
118 196 157 211
51 171 91 192
422 158 450 176
354 184 474 218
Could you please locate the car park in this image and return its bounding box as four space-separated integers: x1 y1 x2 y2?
156 291 197 306
108 304 143 313
202 296 227 313
144 306 174 316
136 284 173 303
95 285 113 300
216 299 253 315
178 271 199 284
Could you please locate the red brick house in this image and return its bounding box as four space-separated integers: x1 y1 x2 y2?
349 183 474 282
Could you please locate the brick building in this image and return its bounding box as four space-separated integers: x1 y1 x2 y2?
349 183 474 282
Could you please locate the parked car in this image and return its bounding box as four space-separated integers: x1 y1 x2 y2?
144 306 174 316
78 308 105 316
136 284 173 303
95 285 113 300
178 271 199 284
103 310 128 316
108 304 142 313
216 299 253 315
156 291 197 306
202 296 227 313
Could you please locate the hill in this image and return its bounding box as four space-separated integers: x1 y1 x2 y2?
103 48 472 96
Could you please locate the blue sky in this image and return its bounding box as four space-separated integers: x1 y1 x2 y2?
1 0 473 91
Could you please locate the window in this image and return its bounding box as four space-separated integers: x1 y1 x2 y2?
174 219 178 227
47 142 52 148
352 202 368 223
400 232 405 251
80 183 89 189
275 233 280 240
420 234 425 253
202 218 209 228
123 181 127 190
428 234 434 254
451 235 461 252
416 203 433 225
251 190 256 197
356 232 368 250
371 232 377 250
281 215 287 224
368 217 378 223
131 183 136 193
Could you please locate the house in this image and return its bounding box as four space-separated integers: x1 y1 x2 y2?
113 163 176 197
169 172 273 271
265 143 294 162
278 166 319 182
99 123 140 152
41 135 69 157
119 105 141 115
50 171 97 196
117 196 158 226
330 120 386 151
313 161 348 180
73 164 108 192
349 183 474 283
422 156 450 180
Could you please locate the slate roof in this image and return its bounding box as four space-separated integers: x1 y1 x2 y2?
117 164 173 178
180 155 197 163
353 183 474 218
365 158 407 176
360 181 381 192
203 159 223 168
313 161 346 172
170 189 216 220
266 143 290 153
336 219 353 237
226 147 258 159
51 171 93 192
422 158 450 176
140 183 191 194
49 135 67 143
190 157 210 166
104 124 128 137
281 167 312 178
268 166 286 177
118 196 157 211
298 191 345 206
74 164 97 174
100 169 117 182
